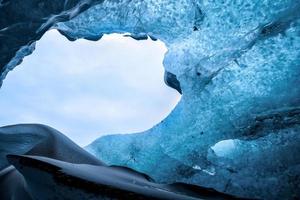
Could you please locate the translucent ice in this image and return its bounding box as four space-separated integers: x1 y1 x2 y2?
1 0 300 199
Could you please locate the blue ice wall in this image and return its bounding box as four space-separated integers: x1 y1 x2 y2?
1 0 300 199
70 1 300 199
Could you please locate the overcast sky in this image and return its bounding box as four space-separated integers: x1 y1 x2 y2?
0 30 180 146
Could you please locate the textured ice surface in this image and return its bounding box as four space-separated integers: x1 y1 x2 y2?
1 0 300 199
0 0 104 86
76 1 300 199
0 125 240 200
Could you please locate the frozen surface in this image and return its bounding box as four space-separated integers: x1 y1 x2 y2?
5 154 239 200
0 124 104 171
1 0 300 199
0 125 239 200
76 1 300 199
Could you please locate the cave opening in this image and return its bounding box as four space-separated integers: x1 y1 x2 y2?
0 29 180 146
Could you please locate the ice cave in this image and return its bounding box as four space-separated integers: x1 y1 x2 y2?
0 0 300 199
0 30 180 146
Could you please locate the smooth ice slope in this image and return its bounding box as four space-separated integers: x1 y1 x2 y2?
0 124 240 200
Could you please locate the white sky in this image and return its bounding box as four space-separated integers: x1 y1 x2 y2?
0 30 180 146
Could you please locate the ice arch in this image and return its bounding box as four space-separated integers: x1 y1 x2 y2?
0 30 180 146
0 0 300 199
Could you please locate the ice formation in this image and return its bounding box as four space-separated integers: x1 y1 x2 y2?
1 0 300 199
0 124 239 200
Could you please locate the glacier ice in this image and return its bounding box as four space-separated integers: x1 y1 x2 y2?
1 0 300 199
0 124 239 200
0 0 104 86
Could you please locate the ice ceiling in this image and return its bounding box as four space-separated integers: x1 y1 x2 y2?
0 0 300 199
